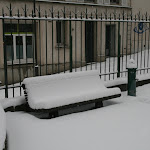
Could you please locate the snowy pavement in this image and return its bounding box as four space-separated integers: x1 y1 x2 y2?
0 104 6 150
5 83 150 150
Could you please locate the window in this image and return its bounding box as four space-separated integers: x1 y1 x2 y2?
5 34 33 63
110 0 119 4
4 24 33 63
56 21 65 45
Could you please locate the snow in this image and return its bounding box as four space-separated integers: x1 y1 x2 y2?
6 90 150 150
0 104 6 150
0 96 26 109
127 59 137 69
23 70 121 109
0 49 150 99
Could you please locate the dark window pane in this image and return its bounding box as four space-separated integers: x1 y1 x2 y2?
5 36 14 61
16 36 23 59
19 24 33 32
5 24 17 33
110 0 119 4
5 24 33 33
26 36 33 58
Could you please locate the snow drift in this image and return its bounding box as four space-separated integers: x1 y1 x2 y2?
0 104 6 150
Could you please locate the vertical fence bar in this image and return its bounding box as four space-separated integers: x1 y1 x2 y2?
10 4 14 97
130 13 132 58
32 11 35 77
57 11 60 73
17 9 22 96
75 8 77 72
90 12 93 71
117 15 121 78
95 9 98 70
137 13 140 74
33 2 38 76
121 12 125 77
104 12 107 81
38 6 41 76
100 13 103 78
147 19 150 73
144 29 146 74
140 18 144 74
133 15 136 59
69 12 72 72
80 12 83 71
45 11 48 75
85 8 88 71
2 9 8 98
25 5 28 78
109 14 111 80
126 14 128 71
63 7 66 73
113 12 116 79
51 7 54 74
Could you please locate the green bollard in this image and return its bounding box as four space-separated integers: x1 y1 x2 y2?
127 59 137 96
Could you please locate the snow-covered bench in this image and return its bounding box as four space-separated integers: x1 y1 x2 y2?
22 70 121 118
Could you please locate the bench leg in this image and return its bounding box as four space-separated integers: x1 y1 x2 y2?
95 101 103 109
49 111 58 119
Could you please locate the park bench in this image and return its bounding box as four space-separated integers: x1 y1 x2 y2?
22 70 121 118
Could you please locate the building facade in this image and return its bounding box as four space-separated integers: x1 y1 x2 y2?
0 0 149 85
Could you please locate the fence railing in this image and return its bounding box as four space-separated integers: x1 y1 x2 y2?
0 4 150 98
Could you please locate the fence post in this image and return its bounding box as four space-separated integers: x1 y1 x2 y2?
127 59 137 96
33 0 38 76
69 15 72 72
2 10 8 98
117 21 121 78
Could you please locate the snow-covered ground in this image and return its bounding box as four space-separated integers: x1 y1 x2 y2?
0 104 6 150
6 83 150 150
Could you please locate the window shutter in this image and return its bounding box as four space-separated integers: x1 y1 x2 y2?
104 0 110 4
122 0 128 6
97 0 103 4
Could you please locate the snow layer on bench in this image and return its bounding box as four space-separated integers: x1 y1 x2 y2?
6 100 150 150
0 96 26 109
23 70 121 109
23 70 100 85
0 104 6 150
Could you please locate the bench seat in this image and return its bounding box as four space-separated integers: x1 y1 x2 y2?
23 70 121 112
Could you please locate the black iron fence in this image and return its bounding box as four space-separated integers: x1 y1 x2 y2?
0 4 150 98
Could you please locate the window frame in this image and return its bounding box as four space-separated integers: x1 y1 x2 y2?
5 33 34 64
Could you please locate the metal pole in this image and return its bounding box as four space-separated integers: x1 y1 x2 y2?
34 0 35 16
2 9 8 98
33 0 38 76
117 21 121 78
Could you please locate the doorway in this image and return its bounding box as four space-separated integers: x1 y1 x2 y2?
106 25 116 57
85 21 94 63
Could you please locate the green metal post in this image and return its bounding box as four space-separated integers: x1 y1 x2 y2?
69 20 72 72
127 68 137 96
2 11 8 98
117 21 121 78
33 0 38 76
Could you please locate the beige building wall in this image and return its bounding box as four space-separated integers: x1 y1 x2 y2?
132 0 150 14
0 0 132 84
